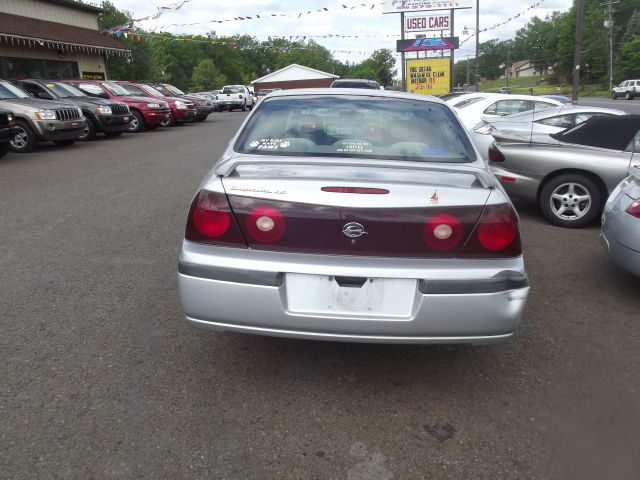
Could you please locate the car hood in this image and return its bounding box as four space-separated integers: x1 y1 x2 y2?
53 96 117 107
549 114 640 151
0 97 79 111
116 96 163 104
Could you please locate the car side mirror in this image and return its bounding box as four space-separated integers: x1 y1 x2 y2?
37 91 54 100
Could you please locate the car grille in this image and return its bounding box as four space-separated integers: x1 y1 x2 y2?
55 108 81 121
110 104 129 115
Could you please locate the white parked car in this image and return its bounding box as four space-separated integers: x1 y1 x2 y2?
452 94 563 130
216 85 256 112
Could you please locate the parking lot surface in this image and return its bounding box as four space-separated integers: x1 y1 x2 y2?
2 111 639 479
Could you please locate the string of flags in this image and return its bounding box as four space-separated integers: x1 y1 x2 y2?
459 0 546 46
106 1 385 34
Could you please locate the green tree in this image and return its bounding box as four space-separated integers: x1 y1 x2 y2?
191 58 227 91
347 49 396 86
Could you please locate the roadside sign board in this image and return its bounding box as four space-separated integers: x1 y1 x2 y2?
405 13 452 32
396 37 459 52
383 0 472 13
406 58 451 95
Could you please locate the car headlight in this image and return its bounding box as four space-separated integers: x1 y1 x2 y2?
34 109 57 120
175 100 187 110
96 105 112 114
7 113 15 125
147 102 161 109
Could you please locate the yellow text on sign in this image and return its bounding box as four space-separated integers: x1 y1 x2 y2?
406 58 450 95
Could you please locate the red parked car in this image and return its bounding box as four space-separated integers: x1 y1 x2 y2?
115 81 197 127
62 80 170 133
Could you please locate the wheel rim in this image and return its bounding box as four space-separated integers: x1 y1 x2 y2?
129 116 139 131
549 182 592 221
79 124 90 139
10 126 28 149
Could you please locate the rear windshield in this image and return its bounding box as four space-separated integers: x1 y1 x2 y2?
452 97 484 108
234 95 476 163
222 86 243 94
332 81 379 89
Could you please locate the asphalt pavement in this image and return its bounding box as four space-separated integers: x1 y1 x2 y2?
1 110 639 479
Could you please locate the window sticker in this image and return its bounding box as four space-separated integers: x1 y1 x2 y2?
336 141 374 153
249 138 291 150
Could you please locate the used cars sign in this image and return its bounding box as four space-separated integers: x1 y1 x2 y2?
405 13 451 32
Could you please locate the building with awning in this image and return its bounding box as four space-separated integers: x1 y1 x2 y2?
0 0 130 80
251 64 339 92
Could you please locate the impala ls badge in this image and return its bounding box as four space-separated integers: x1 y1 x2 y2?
342 222 367 238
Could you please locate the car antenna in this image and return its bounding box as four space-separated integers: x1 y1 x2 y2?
529 87 535 147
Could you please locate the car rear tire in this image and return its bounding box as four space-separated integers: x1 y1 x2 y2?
9 120 37 153
539 174 602 228
625 91 632 100
128 110 144 133
160 112 175 127
53 139 76 146
104 131 123 137
79 116 96 141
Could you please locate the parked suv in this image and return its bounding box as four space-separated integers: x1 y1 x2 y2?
612 79 640 100
149 83 213 122
0 108 17 159
63 80 170 133
216 85 256 111
15 79 131 140
116 81 197 126
0 80 86 153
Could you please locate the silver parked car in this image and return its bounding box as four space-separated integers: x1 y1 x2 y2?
489 114 640 227
471 105 625 161
178 89 530 344
601 168 640 276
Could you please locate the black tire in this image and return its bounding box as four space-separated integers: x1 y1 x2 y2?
105 131 123 137
9 120 38 153
160 112 175 127
241 102 247 112
625 91 632 100
196 115 207 122
612 92 617 100
539 174 602 228
79 116 96 141
53 139 76 146
0 141 10 159
128 110 144 133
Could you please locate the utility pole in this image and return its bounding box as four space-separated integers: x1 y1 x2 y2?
400 12 406 92
475 0 480 92
602 0 619 93
572 0 586 103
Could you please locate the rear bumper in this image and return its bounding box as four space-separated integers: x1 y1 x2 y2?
178 242 530 344
489 165 542 202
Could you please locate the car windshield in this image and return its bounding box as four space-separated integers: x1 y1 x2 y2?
222 86 242 94
102 82 130 96
164 84 185 95
142 85 164 97
0 81 30 99
46 82 86 98
234 95 476 163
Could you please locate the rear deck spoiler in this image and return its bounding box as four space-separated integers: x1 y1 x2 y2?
213 155 496 188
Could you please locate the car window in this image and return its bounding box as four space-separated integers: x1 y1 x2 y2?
234 95 476 163
121 84 147 96
537 114 574 128
20 82 43 97
484 100 530 116
621 81 628 87
222 86 242 94
0 81 30 99
47 82 84 97
453 97 484 108
575 113 613 125
164 84 185 95
77 83 106 97
534 101 555 111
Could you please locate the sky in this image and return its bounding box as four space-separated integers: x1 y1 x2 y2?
105 0 570 66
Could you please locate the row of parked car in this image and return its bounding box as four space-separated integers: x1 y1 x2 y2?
0 78 219 155
442 91 640 277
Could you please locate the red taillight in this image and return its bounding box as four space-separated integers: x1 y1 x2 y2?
321 186 389 194
422 213 463 251
185 190 247 246
488 144 505 163
460 204 521 257
625 200 640 218
246 205 286 243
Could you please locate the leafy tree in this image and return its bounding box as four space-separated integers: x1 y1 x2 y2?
191 58 227 91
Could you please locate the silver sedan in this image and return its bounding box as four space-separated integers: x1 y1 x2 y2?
601 168 640 276
489 114 640 227
178 89 530 344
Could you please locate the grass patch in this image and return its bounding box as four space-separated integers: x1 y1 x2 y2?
477 76 610 97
